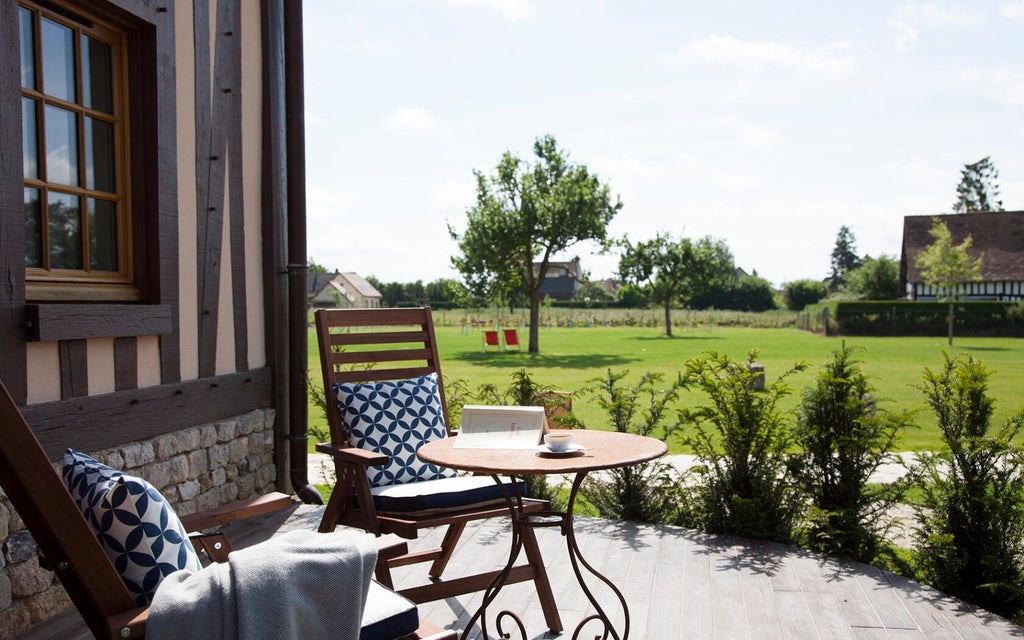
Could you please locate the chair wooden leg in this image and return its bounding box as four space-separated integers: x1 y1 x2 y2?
521 525 562 633
428 522 465 578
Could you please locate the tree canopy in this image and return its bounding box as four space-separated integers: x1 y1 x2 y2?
829 226 862 291
953 156 1004 213
618 233 735 336
915 218 983 345
449 135 621 353
844 255 900 300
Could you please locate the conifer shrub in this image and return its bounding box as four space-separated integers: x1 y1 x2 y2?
912 353 1024 620
794 343 914 562
577 370 684 523
677 351 806 543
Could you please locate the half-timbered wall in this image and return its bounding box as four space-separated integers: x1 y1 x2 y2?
0 0 290 634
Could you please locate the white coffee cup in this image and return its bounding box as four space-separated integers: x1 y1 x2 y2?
544 431 573 452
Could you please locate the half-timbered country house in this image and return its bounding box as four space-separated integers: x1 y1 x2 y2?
0 1 317 634
900 211 1024 301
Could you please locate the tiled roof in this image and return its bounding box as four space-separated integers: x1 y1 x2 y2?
901 211 1024 283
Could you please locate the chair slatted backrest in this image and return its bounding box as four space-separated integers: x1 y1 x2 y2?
315 307 453 440
0 379 139 640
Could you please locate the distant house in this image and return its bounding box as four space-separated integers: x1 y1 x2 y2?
309 271 382 308
535 258 582 301
900 211 1024 301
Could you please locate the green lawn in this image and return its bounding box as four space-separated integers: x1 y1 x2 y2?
308 324 1024 453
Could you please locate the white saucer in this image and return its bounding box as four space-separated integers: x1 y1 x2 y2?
535 443 586 456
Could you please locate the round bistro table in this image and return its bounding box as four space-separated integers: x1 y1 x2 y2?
418 430 668 640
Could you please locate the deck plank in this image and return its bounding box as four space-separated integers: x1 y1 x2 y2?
13 505 1024 640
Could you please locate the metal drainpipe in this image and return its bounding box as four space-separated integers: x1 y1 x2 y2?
283 0 321 504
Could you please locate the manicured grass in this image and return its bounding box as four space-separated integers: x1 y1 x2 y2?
308 324 1024 454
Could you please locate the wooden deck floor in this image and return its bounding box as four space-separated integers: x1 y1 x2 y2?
390 513 1023 640
14 504 1024 640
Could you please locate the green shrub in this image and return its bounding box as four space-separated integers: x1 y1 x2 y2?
677 351 806 543
794 343 914 562
577 370 684 523
783 279 829 311
911 353 1024 620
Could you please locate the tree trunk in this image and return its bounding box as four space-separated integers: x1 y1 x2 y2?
947 301 954 346
529 295 541 354
664 301 673 337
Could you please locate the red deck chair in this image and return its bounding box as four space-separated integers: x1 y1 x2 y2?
502 329 521 351
482 330 500 352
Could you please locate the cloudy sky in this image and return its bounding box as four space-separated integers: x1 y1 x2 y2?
302 0 1024 287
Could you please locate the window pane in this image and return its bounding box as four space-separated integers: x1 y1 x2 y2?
41 17 76 102
44 104 78 186
48 191 82 270
25 188 42 268
85 117 115 192
88 198 118 271
22 97 39 179
82 35 113 114
20 7 35 90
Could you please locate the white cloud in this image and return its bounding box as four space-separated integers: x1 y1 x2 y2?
1003 2 1024 19
671 35 854 75
890 3 986 51
716 117 781 149
435 0 535 22
959 64 1024 106
385 108 441 135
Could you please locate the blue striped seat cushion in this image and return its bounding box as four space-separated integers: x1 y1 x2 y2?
370 474 525 515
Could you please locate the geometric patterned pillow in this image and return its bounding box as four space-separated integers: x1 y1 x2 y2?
61 449 202 605
333 372 458 488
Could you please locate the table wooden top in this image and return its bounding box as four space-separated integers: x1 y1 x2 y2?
417 430 667 476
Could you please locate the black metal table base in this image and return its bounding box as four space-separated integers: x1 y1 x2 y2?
462 471 629 640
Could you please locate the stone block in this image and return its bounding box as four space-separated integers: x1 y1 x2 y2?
167 455 189 485
0 574 11 609
8 559 52 597
0 502 10 539
4 531 36 564
188 450 209 480
216 420 237 443
209 443 230 470
121 442 155 468
237 411 259 435
23 584 70 622
200 425 218 448
228 438 248 464
0 600 32 639
179 479 201 502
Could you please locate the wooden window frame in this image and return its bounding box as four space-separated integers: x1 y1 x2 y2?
20 0 157 304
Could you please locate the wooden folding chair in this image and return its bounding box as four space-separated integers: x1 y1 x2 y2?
0 379 454 640
481 330 500 352
501 328 521 351
315 307 561 632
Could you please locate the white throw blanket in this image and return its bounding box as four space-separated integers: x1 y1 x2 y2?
148 529 378 640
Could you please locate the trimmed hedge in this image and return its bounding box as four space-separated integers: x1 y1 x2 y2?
830 301 1024 337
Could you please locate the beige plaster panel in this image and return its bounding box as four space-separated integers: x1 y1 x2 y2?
24 343 59 404
175 0 199 382
85 338 115 396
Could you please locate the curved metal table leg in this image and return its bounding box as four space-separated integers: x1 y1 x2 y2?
462 471 630 640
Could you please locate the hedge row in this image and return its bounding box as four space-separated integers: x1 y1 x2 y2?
823 301 1024 337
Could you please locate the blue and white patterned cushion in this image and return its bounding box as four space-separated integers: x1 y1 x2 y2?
333 372 457 487
62 449 202 606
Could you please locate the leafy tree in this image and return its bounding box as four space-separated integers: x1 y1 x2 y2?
782 279 828 311
794 343 913 562
616 283 648 308
307 257 330 274
829 226 863 291
678 350 807 543
844 255 900 300
912 353 1024 619
449 135 621 353
692 274 777 312
618 233 735 336
915 219 983 345
953 156 1004 213
574 279 615 303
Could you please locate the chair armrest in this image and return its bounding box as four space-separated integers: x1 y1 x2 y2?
107 606 147 640
179 492 295 532
316 441 390 466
